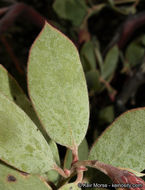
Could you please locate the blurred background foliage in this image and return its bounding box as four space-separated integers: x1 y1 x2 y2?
0 0 145 149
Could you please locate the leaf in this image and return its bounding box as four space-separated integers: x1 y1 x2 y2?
86 70 102 92
42 141 60 184
80 41 96 72
48 140 60 166
87 4 106 19
42 170 60 185
98 105 114 124
28 22 89 149
101 46 119 80
94 42 103 73
118 167 145 177
0 93 55 174
126 41 145 68
105 166 145 188
59 183 80 190
0 64 41 127
89 108 145 172
108 1 136 15
64 138 89 169
53 0 87 26
0 163 52 190
0 64 60 168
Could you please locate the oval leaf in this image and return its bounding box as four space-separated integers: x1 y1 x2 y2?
101 46 119 80
28 22 89 149
0 64 41 127
0 64 60 168
80 41 96 72
89 108 145 172
125 41 144 68
0 93 55 173
0 163 52 190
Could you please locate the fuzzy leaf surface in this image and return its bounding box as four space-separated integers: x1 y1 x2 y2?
0 64 40 126
28 22 89 149
59 183 80 190
0 163 52 190
89 108 145 172
0 93 55 173
0 64 60 168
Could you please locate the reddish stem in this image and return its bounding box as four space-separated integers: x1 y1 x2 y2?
71 145 79 165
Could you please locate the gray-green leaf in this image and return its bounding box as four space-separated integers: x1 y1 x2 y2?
28 22 89 149
0 163 52 190
0 64 60 169
0 93 55 173
0 64 41 127
89 108 145 172
59 183 80 190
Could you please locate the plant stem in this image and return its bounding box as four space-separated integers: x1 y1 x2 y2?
72 160 117 176
53 165 69 178
75 166 88 184
99 77 117 101
71 145 79 164
75 170 84 183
